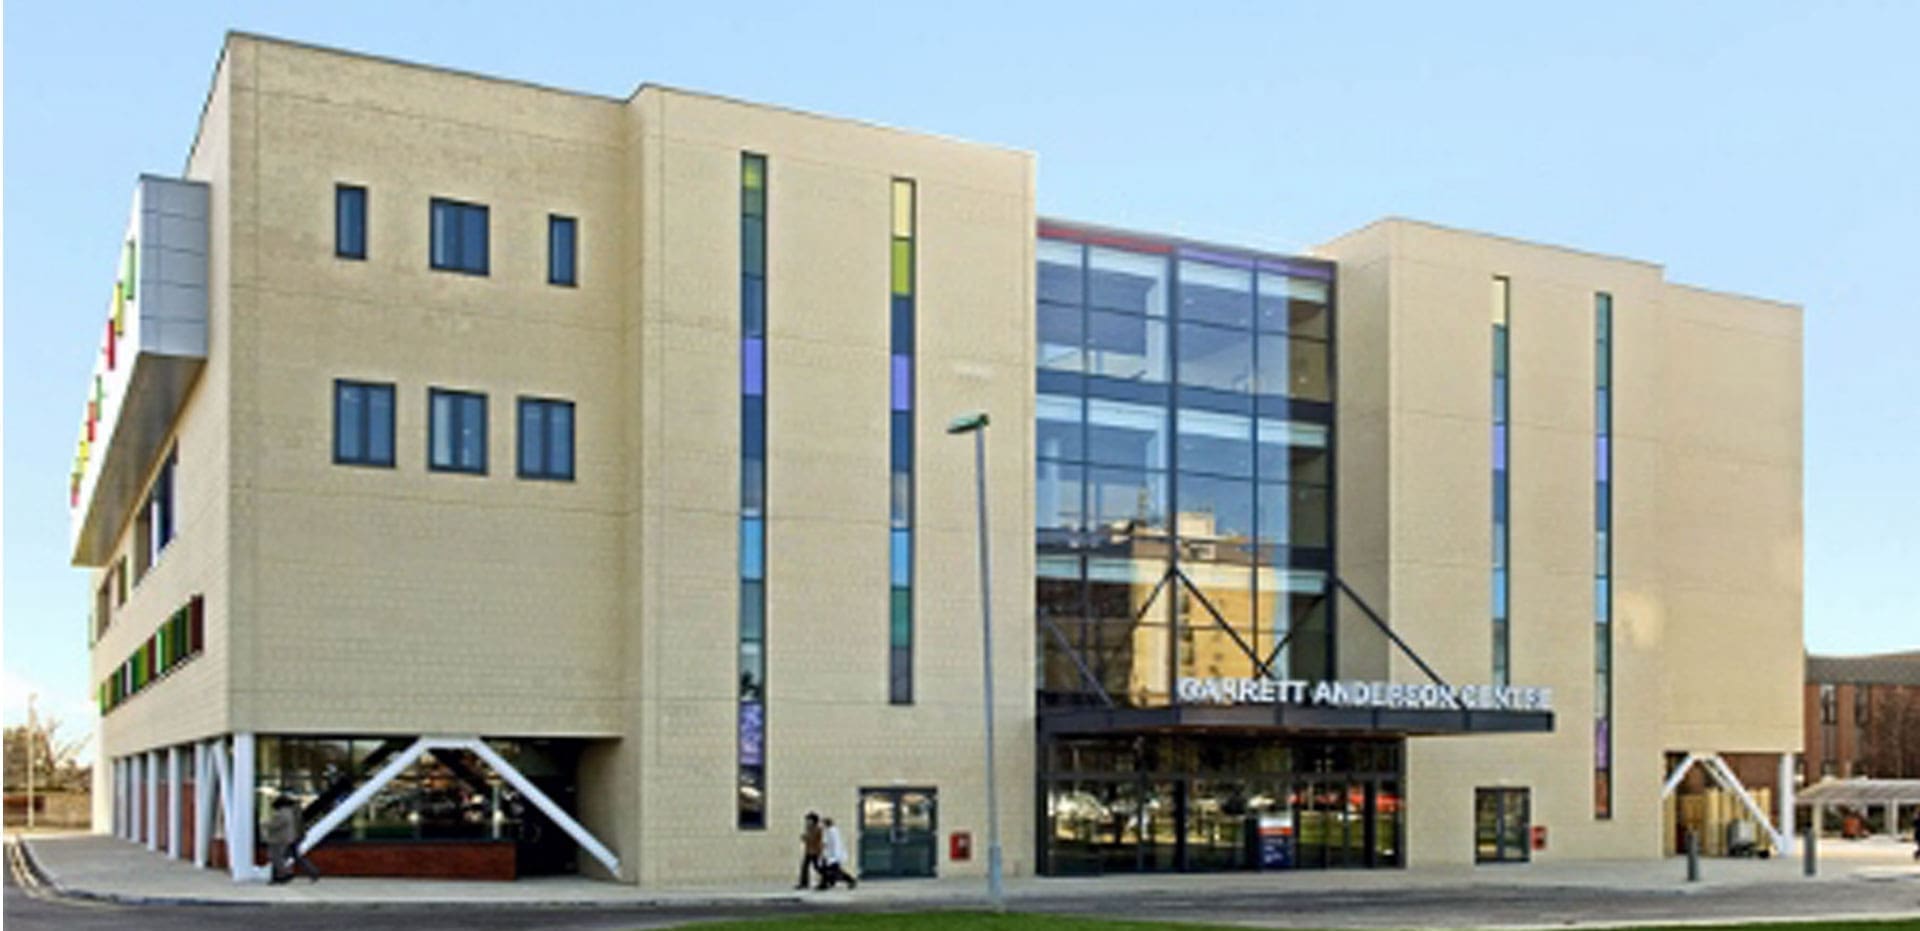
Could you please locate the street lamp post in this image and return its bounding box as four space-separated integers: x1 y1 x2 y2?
26 693 37 830
946 411 1004 910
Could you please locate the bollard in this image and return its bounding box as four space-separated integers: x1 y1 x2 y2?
1804 821 1817 877
1686 830 1700 882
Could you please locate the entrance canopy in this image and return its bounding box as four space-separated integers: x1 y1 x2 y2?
1042 703 1552 738
1797 779 1920 807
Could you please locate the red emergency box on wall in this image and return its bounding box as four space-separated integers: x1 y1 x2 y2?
950 831 973 861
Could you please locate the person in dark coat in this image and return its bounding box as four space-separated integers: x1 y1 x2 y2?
796 812 824 889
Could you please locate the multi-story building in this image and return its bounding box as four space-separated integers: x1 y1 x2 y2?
76 33 1803 884
1805 651 1920 781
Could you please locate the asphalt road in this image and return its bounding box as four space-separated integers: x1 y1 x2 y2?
9 843 1920 931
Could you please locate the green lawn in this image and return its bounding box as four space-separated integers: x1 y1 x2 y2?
679 914 1920 931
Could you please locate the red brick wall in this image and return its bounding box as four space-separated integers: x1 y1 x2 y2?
297 841 516 881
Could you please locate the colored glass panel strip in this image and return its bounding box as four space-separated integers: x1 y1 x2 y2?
97 595 204 714
738 153 768 829
890 178 916 705
1492 277 1511 687
1594 292 1614 819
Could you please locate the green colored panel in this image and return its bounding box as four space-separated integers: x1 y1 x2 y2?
890 588 912 646
123 240 137 301
891 239 913 296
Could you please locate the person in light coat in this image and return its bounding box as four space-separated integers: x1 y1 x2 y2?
816 816 857 890
266 795 322 883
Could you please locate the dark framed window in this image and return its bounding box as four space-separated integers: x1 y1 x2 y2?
150 449 177 558
428 388 488 474
429 198 489 275
548 215 577 286
334 379 396 467
336 184 367 259
517 397 575 480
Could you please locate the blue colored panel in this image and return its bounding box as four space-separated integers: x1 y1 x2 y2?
738 701 764 766
740 519 764 580
743 277 766 337
1596 435 1609 481
891 355 912 412
743 338 765 397
1493 423 1508 471
891 529 911 587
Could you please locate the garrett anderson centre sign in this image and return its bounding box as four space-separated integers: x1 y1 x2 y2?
1176 677 1554 713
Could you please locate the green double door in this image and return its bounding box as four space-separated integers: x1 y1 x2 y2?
857 787 937 878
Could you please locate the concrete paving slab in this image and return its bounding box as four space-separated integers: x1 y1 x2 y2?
17 830 1920 910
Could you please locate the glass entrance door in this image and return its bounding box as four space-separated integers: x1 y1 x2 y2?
857 787 937 878
1474 787 1531 863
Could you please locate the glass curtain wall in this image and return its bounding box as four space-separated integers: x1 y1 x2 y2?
1042 736 1401 873
1036 224 1335 708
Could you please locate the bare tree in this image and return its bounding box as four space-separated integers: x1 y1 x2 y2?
4 715 91 794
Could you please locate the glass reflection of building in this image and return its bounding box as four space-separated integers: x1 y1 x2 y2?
1035 222 1336 709
1034 222 1398 873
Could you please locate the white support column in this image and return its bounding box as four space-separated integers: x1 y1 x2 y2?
1778 752 1796 855
1701 753 1788 853
193 742 213 867
127 756 139 842
144 751 160 850
227 732 264 882
462 738 622 876
1662 753 1699 798
166 746 183 859
296 737 431 853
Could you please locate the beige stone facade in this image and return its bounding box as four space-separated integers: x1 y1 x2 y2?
78 33 1798 885
1317 219 1802 863
84 33 1034 885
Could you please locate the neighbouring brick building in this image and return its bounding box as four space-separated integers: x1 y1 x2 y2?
1805 651 1920 781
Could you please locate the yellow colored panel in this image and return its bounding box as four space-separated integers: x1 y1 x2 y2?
892 179 914 238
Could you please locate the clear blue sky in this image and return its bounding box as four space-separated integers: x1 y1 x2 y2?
7 2 1917 742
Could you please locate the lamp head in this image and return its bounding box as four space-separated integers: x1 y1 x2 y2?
946 411 990 435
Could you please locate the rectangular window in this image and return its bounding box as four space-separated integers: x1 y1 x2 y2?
428 388 488 474
1492 276 1511 686
739 152 769 829
1594 291 1613 820
333 380 396 467
548 215 577 286
336 185 367 259
517 397 575 480
429 198 489 275
150 449 177 558
889 177 916 706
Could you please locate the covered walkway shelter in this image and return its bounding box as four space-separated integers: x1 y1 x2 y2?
1798 779 1920 837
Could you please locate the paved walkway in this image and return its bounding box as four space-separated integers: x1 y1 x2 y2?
17 830 1920 908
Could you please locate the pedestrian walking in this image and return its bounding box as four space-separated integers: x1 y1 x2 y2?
796 812 824 889
267 795 323 883
815 816 857 890
1911 809 1919 861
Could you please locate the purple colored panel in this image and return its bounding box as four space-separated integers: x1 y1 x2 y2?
891 354 913 411
1596 435 1610 481
739 701 765 765
1175 246 1258 270
743 338 765 396
1259 259 1336 281
1493 424 1508 471
1595 717 1611 768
